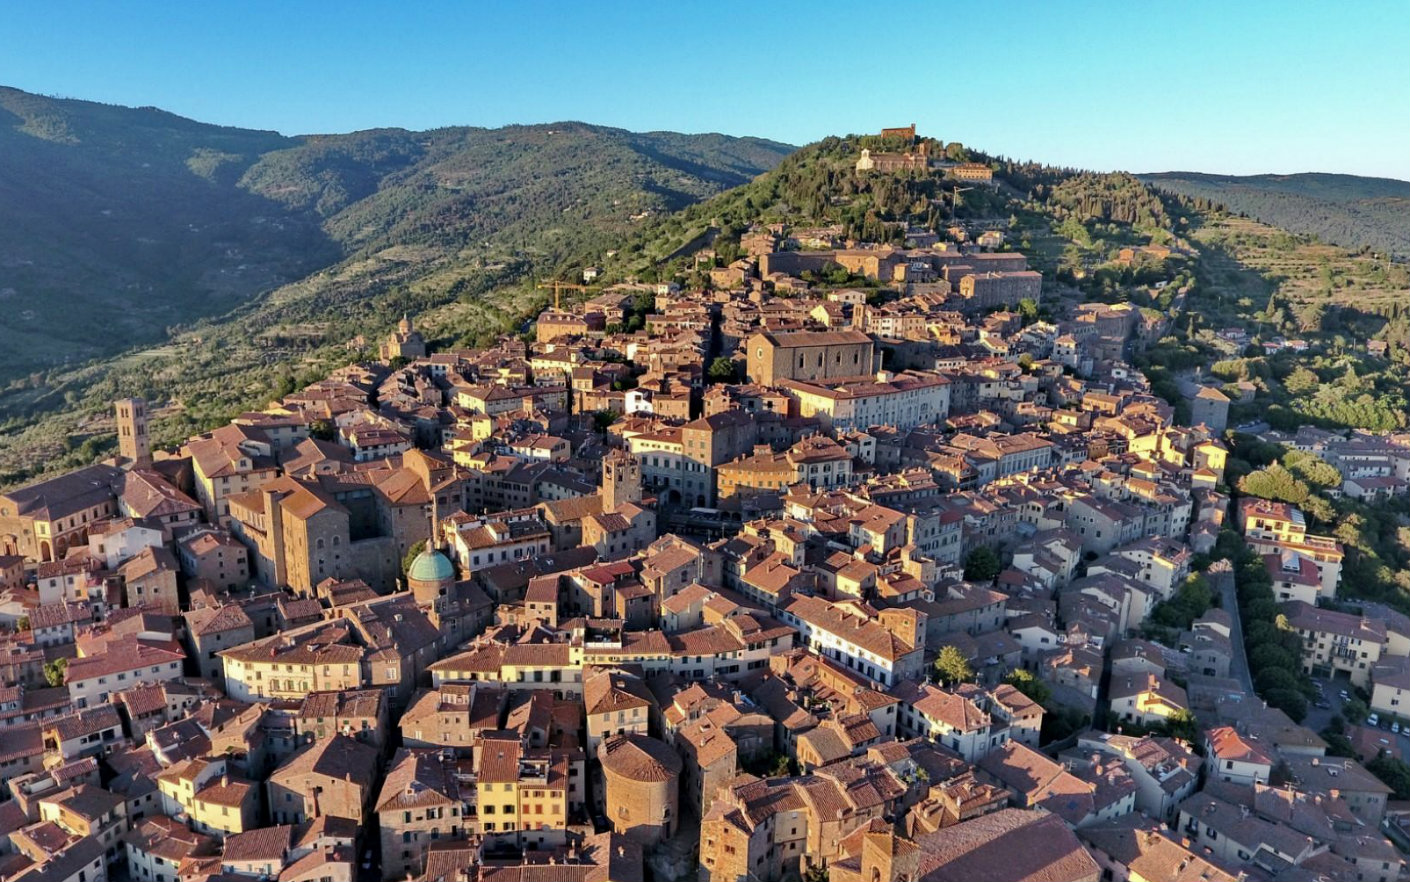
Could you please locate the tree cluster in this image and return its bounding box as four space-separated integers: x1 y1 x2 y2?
1231 532 1311 721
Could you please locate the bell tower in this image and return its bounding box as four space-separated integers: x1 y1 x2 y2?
115 397 151 468
602 449 642 512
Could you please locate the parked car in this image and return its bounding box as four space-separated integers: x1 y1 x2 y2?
1339 690 1351 700
1368 713 1381 727
1393 721 1401 734
1315 699 1331 709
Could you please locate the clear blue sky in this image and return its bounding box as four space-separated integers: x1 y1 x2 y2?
3 0 1407 179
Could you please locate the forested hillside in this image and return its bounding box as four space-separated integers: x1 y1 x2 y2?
3 115 1406 502
0 87 330 377
0 88 792 483
1140 171 1410 258
0 86 791 385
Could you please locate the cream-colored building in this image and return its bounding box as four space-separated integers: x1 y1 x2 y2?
1109 673 1188 728
781 371 949 433
219 621 366 702
184 424 280 525
1283 599 1386 687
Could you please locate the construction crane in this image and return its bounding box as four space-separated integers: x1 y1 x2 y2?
536 281 590 311
949 186 975 210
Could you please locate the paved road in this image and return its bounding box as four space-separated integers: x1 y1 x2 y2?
1302 681 1349 735
1212 566 1254 694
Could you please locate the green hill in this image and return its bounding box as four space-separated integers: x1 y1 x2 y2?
1139 171 1410 258
5 113 1407 496
0 86 792 384
0 87 328 375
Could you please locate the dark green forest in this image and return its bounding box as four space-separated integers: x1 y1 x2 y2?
1141 171 1410 258
0 86 791 383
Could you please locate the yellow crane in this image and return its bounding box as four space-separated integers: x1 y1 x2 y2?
536 281 591 311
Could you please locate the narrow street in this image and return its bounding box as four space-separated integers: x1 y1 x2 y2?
1211 563 1254 694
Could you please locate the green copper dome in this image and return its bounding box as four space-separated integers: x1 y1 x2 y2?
408 547 455 584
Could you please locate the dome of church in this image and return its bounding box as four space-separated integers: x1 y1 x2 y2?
408 547 455 585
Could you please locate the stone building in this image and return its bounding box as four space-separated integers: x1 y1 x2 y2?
855 142 931 173
0 464 124 563
1190 385 1230 434
375 749 465 881
601 449 642 512
380 314 427 362
177 528 249 592
598 733 682 846
228 476 398 595
957 271 1042 311
266 734 380 825
745 329 876 387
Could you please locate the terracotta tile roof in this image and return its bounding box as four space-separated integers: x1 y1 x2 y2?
65 636 183 683
196 775 257 808
298 688 383 721
123 815 216 863
1205 725 1274 766
271 734 379 790
1079 816 1236 882
431 642 506 675
277 844 356 882
598 733 681 783
222 825 293 862
0 463 123 521
185 603 253 636
783 594 916 660
902 682 991 733
179 530 244 557
978 742 1094 825
44 705 120 742
114 682 167 717
583 668 654 718
915 808 1100 881
375 748 462 812
120 469 202 519
29 601 90 631
218 621 364 665
477 736 523 784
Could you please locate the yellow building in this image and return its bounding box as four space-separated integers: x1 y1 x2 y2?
472 736 570 850
156 757 260 839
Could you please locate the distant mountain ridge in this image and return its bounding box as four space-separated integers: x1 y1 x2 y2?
1139 171 1410 258
0 86 793 381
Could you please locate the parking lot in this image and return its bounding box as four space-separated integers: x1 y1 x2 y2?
1304 676 1410 755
